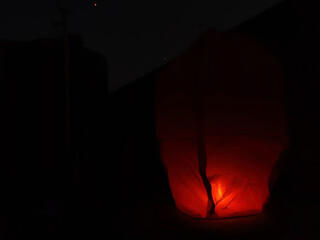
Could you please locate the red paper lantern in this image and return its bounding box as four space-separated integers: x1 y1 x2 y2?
156 30 288 219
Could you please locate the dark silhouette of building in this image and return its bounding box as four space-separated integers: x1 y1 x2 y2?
0 35 109 237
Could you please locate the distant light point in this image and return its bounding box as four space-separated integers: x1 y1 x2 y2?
94 3 97 7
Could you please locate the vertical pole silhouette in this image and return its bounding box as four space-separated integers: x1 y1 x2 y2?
56 0 72 158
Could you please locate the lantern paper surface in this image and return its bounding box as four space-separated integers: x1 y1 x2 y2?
156 30 288 219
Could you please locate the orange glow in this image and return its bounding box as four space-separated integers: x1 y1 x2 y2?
159 137 284 218
94 3 97 7
216 181 223 202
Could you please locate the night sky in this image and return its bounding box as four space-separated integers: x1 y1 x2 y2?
0 0 283 91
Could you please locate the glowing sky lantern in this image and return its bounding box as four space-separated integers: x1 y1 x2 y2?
156 29 288 219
